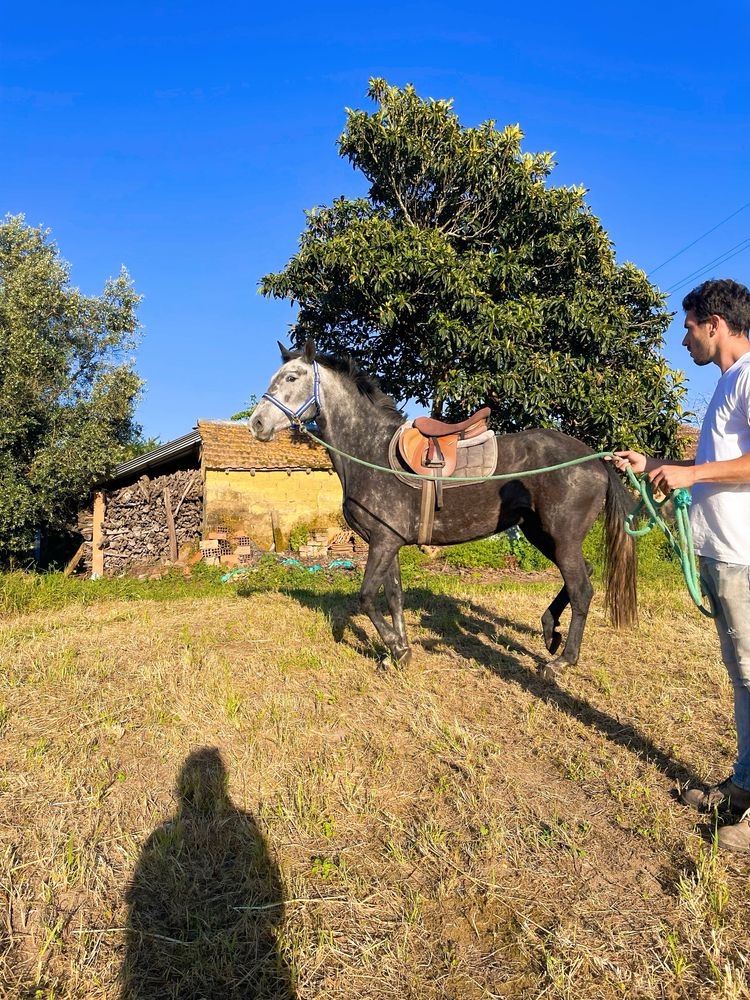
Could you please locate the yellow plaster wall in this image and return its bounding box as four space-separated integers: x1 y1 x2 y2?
204 469 343 548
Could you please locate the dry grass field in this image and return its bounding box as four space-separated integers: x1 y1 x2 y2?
1 562 749 998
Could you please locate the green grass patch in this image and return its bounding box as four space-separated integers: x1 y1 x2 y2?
436 519 680 584
0 517 685 620
235 556 362 598
0 563 227 616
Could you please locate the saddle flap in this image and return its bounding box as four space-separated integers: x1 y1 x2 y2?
398 427 458 477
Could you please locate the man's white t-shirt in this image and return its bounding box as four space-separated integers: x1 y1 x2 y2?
690 351 750 564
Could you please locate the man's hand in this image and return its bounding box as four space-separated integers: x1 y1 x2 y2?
648 464 697 493
612 450 697 492
611 450 649 474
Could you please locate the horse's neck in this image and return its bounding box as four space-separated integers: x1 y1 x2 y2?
317 371 401 461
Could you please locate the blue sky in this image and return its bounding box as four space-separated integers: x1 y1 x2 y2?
3 2 749 441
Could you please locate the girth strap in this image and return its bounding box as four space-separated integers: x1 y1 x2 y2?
418 480 436 546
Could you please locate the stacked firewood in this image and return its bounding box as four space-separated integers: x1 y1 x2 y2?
82 469 203 574
328 529 368 558
77 510 94 547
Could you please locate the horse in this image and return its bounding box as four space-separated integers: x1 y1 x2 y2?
250 340 637 679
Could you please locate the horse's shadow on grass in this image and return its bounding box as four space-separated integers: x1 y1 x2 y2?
120 747 295 1000
277 585 699 788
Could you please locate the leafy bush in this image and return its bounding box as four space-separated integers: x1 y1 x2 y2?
0 216 143 559
289 524 310 551
441 533 551 572
261 81 683 458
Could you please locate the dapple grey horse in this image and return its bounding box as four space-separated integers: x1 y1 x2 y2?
251 341 636 679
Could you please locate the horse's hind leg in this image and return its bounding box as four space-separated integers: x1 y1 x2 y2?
541 559 594 655
542 547 594 680
542 586 568 656
520 518 593 678
520 518 568 654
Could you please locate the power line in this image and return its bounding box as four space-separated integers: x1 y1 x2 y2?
649 198 750 276
665 235 750 292
665 236 750 297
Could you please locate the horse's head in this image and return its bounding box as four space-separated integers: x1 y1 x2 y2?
250 339 319 441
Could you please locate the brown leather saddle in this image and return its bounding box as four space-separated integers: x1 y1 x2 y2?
396 407 492 545
398 407 491 477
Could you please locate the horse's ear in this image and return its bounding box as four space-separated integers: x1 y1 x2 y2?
303 338 316 363
278 340 293 362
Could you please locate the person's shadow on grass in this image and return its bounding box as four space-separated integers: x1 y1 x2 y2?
120 747 295 999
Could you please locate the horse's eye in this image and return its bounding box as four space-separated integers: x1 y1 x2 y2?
286 375 297 383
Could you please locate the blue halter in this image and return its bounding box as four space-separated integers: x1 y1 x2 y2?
261 360 321 427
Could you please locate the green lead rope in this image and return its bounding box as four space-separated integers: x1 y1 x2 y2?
299 424 714 617
622 467 715 617
300 424 617 482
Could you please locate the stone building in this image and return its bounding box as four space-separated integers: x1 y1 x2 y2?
197 420 341 545
78 421 342 576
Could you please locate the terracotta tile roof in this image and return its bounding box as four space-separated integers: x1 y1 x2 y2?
197 420 333 471
677 424 700 460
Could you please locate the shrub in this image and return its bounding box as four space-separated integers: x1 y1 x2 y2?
440 532 551 572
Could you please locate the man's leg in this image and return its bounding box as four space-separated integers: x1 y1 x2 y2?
680 558 750 814
705 559 750 789
698 559 750 851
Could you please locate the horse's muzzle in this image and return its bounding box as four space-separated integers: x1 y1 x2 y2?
249 414 274 441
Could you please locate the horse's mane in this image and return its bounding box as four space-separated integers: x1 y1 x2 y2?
291 350 402 417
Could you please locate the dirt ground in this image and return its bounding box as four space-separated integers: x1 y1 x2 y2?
1 577 749 998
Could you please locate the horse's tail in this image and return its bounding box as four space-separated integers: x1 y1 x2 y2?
603 462 638 628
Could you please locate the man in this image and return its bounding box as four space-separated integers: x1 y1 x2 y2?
613 277 750 852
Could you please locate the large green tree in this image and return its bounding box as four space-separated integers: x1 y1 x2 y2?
262 80 685 452
0 215 143 559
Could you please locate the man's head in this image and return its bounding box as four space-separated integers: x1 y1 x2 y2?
681 279 750 367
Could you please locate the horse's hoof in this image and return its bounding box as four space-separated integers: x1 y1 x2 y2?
539 657 569 682
380 647 411 671
396 647 412 668
544 630 563 655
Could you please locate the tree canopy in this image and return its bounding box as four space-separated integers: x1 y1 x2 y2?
0 215 143 559
261 80 685 453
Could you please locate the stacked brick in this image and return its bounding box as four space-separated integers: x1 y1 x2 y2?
200 528 262 567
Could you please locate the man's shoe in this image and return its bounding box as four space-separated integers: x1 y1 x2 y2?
718 811 750 853
680 777 750 813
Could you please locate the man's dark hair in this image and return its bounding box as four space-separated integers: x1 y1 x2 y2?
682 278 750 335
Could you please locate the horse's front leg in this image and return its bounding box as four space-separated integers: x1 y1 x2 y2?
360 537 410 667
383 554 411 666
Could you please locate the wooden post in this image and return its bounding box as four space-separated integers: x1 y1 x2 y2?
92 491 106 578
172 472 197 520
63 543 85 577
271 510 283 552
163 486 178 562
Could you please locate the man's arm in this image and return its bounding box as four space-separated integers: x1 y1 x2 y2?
612 450 694 474
690 452 750 485
613 450 750 493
